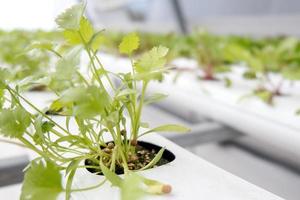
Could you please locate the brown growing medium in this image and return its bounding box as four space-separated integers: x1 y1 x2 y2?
85 141 171 175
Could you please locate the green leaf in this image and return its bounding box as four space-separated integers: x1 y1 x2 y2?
65 168 76 200
63 30 81 45
0 88 4 109
63 17 94 44
65 159 82 176
282 65 300 80
100 161 122 187
121 173 144 200
144 93 168 105
141 124 190 136
115 88 137 99
49 46 82 91
243 71 257 80
0 107 31 138
65 159 81 200
33 117 45 145
54 135 88 147
78 17 94 42
27 42 53 52
41 121 55 133
55 2 85 30
140 148 164 170
140 122 149 128
134 46 169 81
21 160 63 200
254 89 273 105
224 77 232 88
119 33 140 55
46 99 64 115
0 68 10 89
89 31 106 52
61 86 110 118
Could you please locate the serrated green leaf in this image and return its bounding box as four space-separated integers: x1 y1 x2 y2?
63 17 94 44
134 46 168 81
55 3 85 30
21 160 63 200
0 107 31 138
119 33 140 55
49 46 82 91
63 30 81 45
61 86 110 118
78 17 94 42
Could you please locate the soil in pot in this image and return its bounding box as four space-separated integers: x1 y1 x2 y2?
85 141 175 175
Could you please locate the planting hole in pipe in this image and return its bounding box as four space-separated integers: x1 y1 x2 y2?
85 141 175 175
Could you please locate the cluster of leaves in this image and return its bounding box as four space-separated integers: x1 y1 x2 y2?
0 30 64 86
0 3 189 200
224 35 300 104
98 30 300 106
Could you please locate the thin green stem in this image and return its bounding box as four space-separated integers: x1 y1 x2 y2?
78 31 105 89
133 81 148 140
69 179 107 192
6 86 69 136
93 51 115 91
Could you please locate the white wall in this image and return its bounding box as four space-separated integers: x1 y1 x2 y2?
0 0 76 30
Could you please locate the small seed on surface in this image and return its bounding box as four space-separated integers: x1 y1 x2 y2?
130 155 138 161
103 148 111 154
162 185 172 194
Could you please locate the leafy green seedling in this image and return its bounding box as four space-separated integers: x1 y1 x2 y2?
0 3 189 200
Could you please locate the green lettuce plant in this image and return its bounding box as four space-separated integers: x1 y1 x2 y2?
188 30 232 81
0 3 189 200
225 36 300 104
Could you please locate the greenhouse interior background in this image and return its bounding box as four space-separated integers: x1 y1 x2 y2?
0 0 299 199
